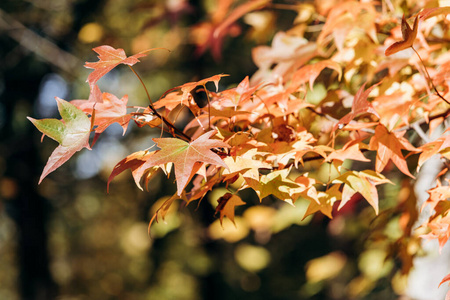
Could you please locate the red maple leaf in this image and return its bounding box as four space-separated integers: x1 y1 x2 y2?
107 150 157 192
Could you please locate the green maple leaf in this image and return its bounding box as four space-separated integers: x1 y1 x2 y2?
139 130 230 195
28 97 92 183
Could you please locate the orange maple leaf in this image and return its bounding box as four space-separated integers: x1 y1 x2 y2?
333 82 380 131
154 74 228 110
138 130 230 195
303 185 342 220
421 180 450 213
71 85 132 135
215 193 246 226
289 60 342 91
385 15 419 56
369 124 417 178
326 140 370 163
107 150 158 192
85 45 163 88
420 213 450 252
333 170 392 215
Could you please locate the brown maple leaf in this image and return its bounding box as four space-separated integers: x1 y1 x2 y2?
385 15 419 56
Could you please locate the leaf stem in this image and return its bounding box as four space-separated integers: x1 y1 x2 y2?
128 66 154 106
128 66 191 142
411 46 450 105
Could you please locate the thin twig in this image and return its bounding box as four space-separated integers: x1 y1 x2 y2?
128 66 192 142
412 46 450 105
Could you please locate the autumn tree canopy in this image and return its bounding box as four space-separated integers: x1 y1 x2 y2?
27 0 450 297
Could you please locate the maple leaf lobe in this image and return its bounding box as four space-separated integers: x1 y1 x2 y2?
142 130 229 195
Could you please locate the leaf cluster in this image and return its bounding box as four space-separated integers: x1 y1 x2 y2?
28 1 450 296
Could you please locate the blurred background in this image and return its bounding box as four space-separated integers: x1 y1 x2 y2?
0 0 419 299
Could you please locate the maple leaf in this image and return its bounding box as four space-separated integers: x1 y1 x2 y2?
107 150 159 192
421 180 450 213
420 212 450 252
333 170 392 214
385 15 419 56
371 92 414 130
369 124 417 178
418 129 450 168
289 60 342 91
222 148 271 181
139 130 230 195
214 76 259 108
27 97 91 184
154 74 228 111
148 193 182 235
215 193 246 226
325 140 370 163
245 168 302 202
333 82 380 131
85 45 162 88
71 85 132 134
303 185 342 220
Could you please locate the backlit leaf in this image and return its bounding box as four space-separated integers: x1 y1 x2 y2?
215 193 246 226
369 124 417 178
85 45 163 88
72 86 132 134
28 97 91 183
333 82 380 131
139 130 230 195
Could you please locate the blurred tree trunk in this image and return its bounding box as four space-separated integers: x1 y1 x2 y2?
1 58 57 299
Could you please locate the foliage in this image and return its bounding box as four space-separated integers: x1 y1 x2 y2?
27 0 450 297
